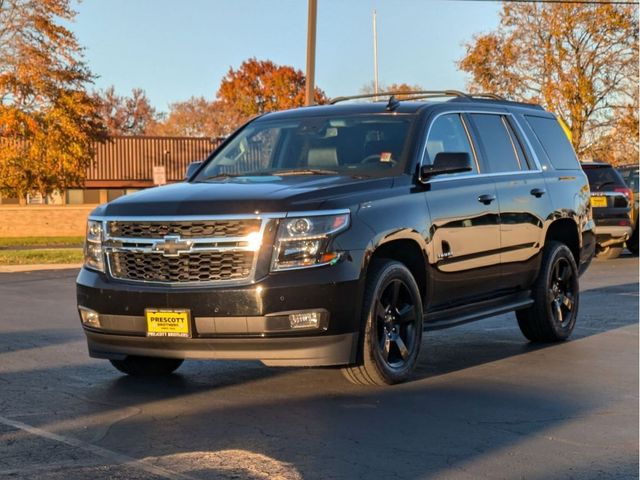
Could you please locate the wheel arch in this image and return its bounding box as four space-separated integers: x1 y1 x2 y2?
544 218 580 264
365 237 428 305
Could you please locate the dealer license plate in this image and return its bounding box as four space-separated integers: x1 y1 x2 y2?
145 309 190 337
590 196 607 208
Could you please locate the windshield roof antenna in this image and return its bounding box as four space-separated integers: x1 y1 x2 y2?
386 95 400 111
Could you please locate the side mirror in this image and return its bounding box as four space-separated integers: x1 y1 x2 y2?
420 152 472 181
185 161 203 180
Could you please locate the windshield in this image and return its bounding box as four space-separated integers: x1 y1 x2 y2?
195 114 414 180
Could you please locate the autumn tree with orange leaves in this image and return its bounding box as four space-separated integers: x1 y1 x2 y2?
216 58 327 129
459 2 638 164
151 59 327 139
150 96 233 138
0 0 106 202
95 86 159 136
360 82 425 100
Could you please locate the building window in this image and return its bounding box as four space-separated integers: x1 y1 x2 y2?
107 189 126 202
66 189 84 205
83 189 101 204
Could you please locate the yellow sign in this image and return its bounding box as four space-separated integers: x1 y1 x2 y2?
145 309 190 337
590 196 607 208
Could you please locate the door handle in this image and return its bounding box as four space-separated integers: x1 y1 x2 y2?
478 194 496 205
530 188 546 198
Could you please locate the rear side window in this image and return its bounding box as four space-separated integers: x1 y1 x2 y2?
525 116 579 170
469 114 523 173
582 164 626 191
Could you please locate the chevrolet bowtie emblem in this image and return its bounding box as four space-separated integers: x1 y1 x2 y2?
151 235 193 257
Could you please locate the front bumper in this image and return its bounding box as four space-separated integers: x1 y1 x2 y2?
85 330 357 366
76 251 365 366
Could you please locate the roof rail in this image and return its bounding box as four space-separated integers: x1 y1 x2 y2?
470 93 506 101
328 90 546 110
329 90 471 105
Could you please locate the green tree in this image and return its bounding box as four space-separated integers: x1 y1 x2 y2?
0 0 106 202
459 2 638 164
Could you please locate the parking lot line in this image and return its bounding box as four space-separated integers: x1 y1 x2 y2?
0 415 196 480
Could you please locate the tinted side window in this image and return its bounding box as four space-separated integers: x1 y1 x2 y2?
470 114 522 173
525 115 579 170
424 114 477 174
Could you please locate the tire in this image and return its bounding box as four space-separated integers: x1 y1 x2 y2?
596 245 624 260
342 259 423 386
627 226 638 256
109 356 184 376
516 241 579 342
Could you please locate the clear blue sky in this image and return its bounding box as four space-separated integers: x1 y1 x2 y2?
71 0 502 112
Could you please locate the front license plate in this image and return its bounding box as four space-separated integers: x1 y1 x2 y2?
145 309 190 337
591 196 607 208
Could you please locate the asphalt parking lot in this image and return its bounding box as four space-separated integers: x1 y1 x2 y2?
0 255 637 479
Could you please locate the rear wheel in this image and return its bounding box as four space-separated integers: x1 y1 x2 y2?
627 226 638 256
342 260 423 385
596 245 623 260
110 356 183 376
516 241 579 342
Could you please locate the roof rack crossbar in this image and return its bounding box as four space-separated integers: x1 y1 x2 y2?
329 90 471 105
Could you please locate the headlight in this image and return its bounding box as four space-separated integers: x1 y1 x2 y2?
84 220 104 272
271 212 349 271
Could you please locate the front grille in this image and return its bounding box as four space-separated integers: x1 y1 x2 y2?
109 251 254 283
108 220 260 239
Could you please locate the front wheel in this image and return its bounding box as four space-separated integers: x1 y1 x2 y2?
516 241 579 342
342 260 423 386
110 356 184 376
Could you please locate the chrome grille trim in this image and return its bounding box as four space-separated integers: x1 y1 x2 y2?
97 214 281 286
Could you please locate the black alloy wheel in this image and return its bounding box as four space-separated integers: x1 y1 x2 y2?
375 278 420 369
517 241 579 342
548 257 576 328
342 259 423 385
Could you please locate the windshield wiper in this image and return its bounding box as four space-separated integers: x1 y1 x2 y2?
199 172 247 180
272 168 339 176
199 168 339 180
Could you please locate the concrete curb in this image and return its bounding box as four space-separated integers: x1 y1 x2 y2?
0 263 82 273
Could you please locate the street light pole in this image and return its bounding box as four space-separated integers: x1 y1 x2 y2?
305 0 317 106
373 9 379 98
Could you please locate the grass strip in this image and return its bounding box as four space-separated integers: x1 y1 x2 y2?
0 248 83 265
0 236 84 248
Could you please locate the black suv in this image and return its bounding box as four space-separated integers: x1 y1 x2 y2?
77 91 595 385
581 162 633 259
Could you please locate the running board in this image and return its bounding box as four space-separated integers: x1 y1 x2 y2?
423 294 533 331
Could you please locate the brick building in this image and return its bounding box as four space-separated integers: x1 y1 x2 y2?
0 136 221 205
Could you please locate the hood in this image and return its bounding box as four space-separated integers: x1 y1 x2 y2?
95 175 394 217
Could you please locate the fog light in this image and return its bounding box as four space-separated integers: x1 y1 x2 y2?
78 306 100 328
289 311 321 329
